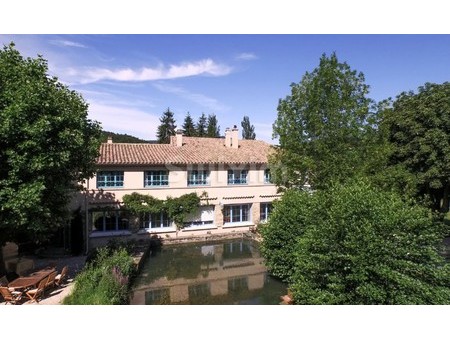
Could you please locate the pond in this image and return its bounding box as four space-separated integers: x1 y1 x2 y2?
130 239 287 305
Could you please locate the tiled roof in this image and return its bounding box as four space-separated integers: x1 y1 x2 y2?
97 136 274 166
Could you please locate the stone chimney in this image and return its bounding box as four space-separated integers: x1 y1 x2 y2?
225 127 231 148
231 125 239 149
107 136 113 144
225 126 239 149
176 129 183 147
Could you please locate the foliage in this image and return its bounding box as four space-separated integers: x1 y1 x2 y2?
262 179 450 304
206 114 221 137
381 82 450 212
64 247 135 305
122 192 201 229
196 113 207 137
259 189 318 282
100 130 149 143
156 107 177 144
166 193 200 227
122 192 165 215
182 112 196 136
241 115 256 140
0 43 102 246
271 52 376 191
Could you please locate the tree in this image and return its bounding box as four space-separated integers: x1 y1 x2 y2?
182 112 196 137
271 52 376 191
206 114 221 137
0 43 102 247
156 108 177 144
261 179 450 304
381 82 450 213
196 113 207 137
241 116 256 140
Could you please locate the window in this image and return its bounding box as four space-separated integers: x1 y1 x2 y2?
97 171 124 188
228 277 248 293
144 170 168 187
264 169 271 184
142 211 171 229
91 210 129 231
227 169 248 185
223 204 250 223
260 203 273 222
183 206 214 228
187 170 210 186
188 283 210 300
145 288 170 305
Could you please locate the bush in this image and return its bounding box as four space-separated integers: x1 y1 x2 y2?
64 247 135 305
259 189 318 282
261 179 450 304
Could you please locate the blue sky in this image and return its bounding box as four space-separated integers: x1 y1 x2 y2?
1 34 450 143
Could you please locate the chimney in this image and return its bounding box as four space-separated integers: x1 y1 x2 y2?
176 129 183 147
107 136 113 144
225 127 231 148
231 125 239 149
225 126 239 148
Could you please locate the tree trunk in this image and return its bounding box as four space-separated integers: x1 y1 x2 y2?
0 247 7 277
440 184 450 213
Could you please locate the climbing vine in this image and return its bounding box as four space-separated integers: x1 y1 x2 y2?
122 192 201 229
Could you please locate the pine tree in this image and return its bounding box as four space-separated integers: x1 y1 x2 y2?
182 112 196 136
196 113 207 137
156 108 177 144
241 115 256 140
206 114 221 137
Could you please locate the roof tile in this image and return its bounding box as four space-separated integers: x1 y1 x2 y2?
97 136 273 166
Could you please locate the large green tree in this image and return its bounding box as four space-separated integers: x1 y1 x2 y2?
261 179 450 304
381 82 450 212
241 115 256 140
271 52 376 191
182 112 196 137
206 114 221 137
156 108 177 143
0 43 102 246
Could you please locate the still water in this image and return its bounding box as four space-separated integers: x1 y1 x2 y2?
130 239 287 305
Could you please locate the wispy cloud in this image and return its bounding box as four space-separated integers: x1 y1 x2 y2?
71 59 232 84
153 82 229 112
50 39 87 48
236 52 258 61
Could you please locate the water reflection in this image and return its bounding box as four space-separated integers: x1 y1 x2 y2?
131 239 287 305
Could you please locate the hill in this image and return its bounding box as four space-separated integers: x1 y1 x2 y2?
100 131 154 144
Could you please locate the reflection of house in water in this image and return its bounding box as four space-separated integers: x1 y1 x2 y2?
130 241 280 305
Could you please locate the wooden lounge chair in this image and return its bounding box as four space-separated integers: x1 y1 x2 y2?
55 266 68 287
25 278 47 303
45 271 58 290
0 286 23 305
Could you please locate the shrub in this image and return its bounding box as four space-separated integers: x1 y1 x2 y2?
261 179 450 304
64 247 135 305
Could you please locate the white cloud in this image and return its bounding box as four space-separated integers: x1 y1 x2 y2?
236 52 258 61
153 82 229 112
88 102 160 140
73 59 232 84
50 39 87 48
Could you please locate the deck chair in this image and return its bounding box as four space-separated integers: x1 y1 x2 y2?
45 271 58 290
55 266 68 287
0 286 23 305
25 278 47 303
